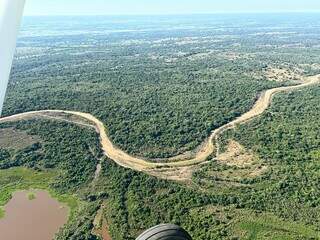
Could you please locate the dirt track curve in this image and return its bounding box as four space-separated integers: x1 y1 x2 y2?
0 74 319 174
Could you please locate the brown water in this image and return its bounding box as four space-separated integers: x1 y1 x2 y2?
0 190 69 240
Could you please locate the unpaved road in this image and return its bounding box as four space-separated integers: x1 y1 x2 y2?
0 75 319 174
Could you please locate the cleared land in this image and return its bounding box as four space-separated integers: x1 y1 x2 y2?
217 140 256 167
0 128 40 150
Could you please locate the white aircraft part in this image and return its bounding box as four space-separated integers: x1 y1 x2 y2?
0 0 25 115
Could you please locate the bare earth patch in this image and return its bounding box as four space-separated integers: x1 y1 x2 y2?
0 128 41 150
217 140 256 167
92 204 112 240
149 165 196 181
38 112 96 130
214 140 268 180
249 165 268 178
218 52 243 61
263 66 303 82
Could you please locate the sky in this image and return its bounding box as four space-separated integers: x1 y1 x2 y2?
24 0 320 16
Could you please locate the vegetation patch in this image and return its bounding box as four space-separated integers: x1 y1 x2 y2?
0 207 4 219
233 210 320 240
27 192 36 200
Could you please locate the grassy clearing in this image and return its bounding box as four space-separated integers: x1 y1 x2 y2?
0 167 79 220
0 167 55 207
50 191 79 220
233 210 320 240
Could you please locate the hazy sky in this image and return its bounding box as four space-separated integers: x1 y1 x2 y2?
24 0 320 16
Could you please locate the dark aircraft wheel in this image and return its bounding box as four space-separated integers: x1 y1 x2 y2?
136 224 192 240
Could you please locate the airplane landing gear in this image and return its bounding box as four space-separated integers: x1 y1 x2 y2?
136 224 192 240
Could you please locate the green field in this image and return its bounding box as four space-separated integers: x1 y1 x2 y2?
234 210 319 240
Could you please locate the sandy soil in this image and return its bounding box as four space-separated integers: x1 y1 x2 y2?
0 74 319 176
92 205 112 240
217 140 256 167
263 66 303 82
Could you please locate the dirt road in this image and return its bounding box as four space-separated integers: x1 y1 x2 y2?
0 74 319 174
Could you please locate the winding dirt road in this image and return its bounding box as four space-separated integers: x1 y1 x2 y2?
0 75 319 174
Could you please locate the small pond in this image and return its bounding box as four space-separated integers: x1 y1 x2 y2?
0 190 69 240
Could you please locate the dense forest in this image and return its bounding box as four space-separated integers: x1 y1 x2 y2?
4 14 320 158
1 87 320 239
1 14 320 239
215 86 320 229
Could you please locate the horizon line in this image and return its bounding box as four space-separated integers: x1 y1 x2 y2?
23 10 320 17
